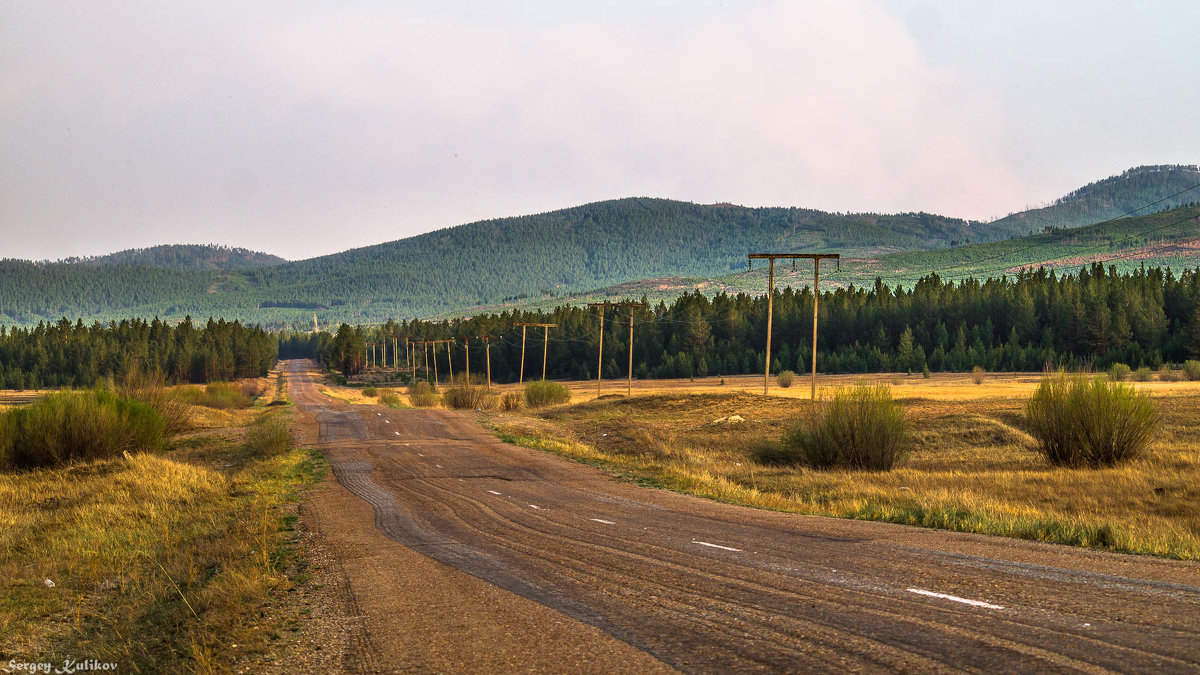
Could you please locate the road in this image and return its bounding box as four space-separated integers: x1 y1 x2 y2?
287 361 1200 672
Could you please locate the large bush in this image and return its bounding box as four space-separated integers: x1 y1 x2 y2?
773 384 910 470
442 375 498 410
1025 372 1158 467
776 370 795 388
1108 363 1131 382
407 381 440 408
0 390 167 470
1184 360 1200 381
524 380 571 408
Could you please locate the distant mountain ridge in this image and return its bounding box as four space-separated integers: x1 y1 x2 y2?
1 165 1197 328
63 244 286 271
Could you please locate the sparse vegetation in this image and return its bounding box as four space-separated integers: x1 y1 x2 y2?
379 390 403 408
501 391 524 411
1133 366 1152 382
1025 372 1158 467
174 381 255 410
362 387 379 397
776 370 795 388
972 366 986 384
1109 363 1131 382
1159 365 1182 382
0 389 168 470
243 413 293 456
443 376 499 410
775 384 910 470
524 380 571 408
407 381 440 408
1185 360 1200 381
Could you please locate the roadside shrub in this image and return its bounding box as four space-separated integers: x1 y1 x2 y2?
1025 372 1158 467
407 381 440 408
175 382 252 410
1108 363 1131 382
501 391 524 411
1184 360 1200 381
777 384 910 470
362 387 379 397
1132 367 1152 382
243 414 292 456
0 390 167 470
442 375 499 410
525 380 571 408
379 390 402 408
971 366 986 385
240 380 264 400
776 370 795 388
117 369 188 435
1158 365 1181 382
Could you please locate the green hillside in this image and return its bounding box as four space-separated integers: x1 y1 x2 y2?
68 244 286 271
1 166 1197 328
985 164 1200 238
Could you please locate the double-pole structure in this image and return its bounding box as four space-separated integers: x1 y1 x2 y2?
587 301 648 398
514 323 557 384
748 253 839 399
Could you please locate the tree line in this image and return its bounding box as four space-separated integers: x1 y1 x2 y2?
0 317 277 389
301 264 1200 382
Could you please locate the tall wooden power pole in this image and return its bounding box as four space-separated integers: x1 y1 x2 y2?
588 302 647 398
748 253 839 399
515 323 557 383
482 336 492 389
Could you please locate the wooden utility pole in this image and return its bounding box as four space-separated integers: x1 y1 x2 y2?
588 302 647 398
748 253 839 399
515 323 558 383
461 338 471 382
482 336 492 389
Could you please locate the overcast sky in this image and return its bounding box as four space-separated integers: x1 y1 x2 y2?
3 1 1198 261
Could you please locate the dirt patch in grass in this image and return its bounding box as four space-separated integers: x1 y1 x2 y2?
488 380 1200 560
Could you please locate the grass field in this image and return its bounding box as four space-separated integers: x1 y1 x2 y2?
473 372 1200 560
0 372 325 672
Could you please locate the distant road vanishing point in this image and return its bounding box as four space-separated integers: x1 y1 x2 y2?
286 360 1200 672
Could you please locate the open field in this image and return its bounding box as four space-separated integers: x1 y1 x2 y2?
0 372 326 672
371 371 1200 560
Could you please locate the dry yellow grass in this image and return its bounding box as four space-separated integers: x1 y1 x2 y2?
487 373 1200 559
0 376 324 672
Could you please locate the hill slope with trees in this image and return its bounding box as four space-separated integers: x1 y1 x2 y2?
1 165 1197 327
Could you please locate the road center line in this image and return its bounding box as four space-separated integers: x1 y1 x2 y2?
907 588 1005 610
590 518 616 525
693 540 742 552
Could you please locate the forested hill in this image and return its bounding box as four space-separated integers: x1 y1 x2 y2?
68 244 286 271
986 165 1200 238
2 165 1198 328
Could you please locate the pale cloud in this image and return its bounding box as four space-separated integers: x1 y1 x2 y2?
0 1 1193 260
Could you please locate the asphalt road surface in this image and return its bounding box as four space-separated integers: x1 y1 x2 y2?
287 361 1200 673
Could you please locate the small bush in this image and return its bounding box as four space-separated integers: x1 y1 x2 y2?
362 387 379 397
776 370 795 388
971 366 986 384
1025 372 1158 468
0 390 167 470
1158 365 1181 382
1132 366 1152 382
1108 363 1131 382
442 375 499 410
922 365 931 379
1184 360 1200 381
243 414 292 456
379 390 402 408
501 391 524 411
776 384 910 470
407 381 440 408
525 380 571 408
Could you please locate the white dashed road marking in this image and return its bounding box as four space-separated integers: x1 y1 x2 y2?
693 541 742 552
590 518 616 525
528 504 542 510
488 490 502 496
907 588 1005 610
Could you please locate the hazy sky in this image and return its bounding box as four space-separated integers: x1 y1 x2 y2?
3 1 1198 261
